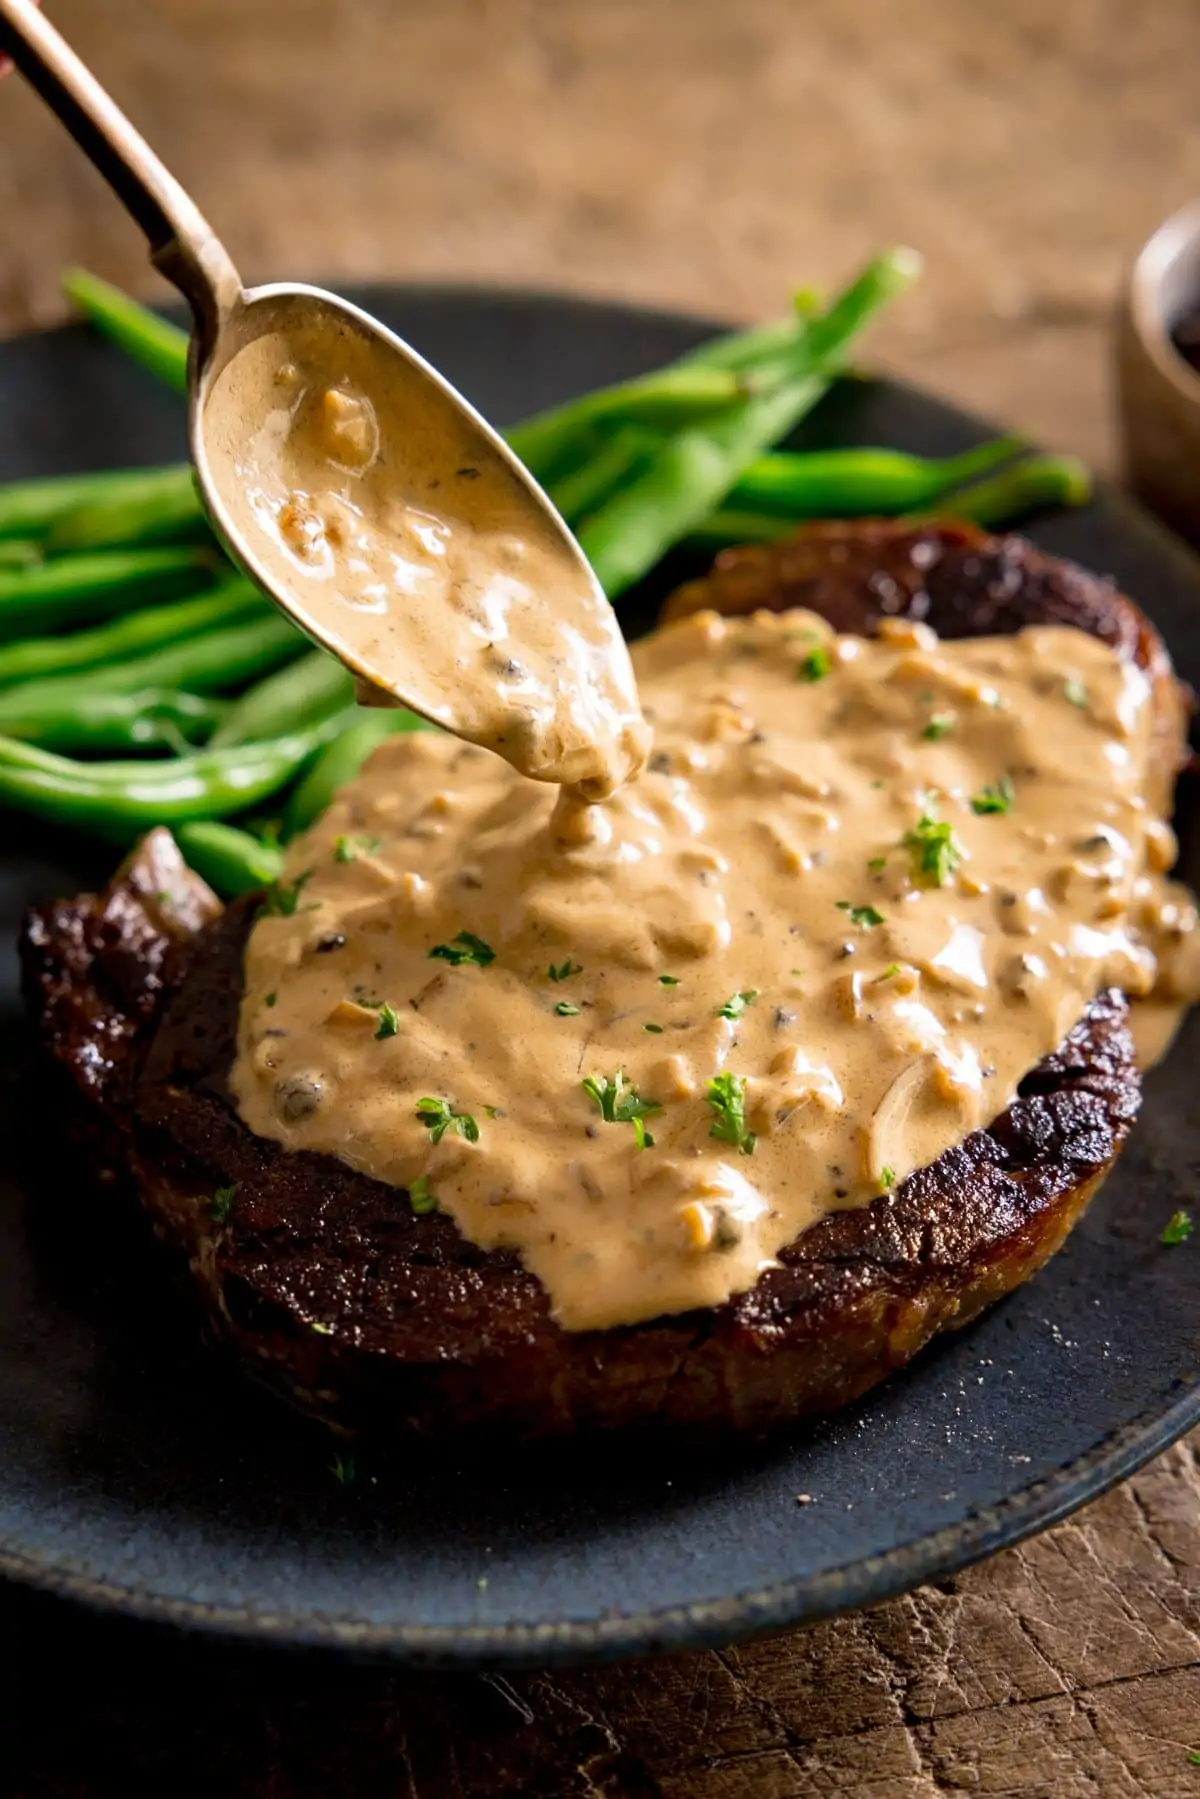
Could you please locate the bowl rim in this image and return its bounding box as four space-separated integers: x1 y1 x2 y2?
1130 200 1200 404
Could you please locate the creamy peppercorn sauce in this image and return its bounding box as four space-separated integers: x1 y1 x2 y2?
204 324 649 799
231 604 1200 1331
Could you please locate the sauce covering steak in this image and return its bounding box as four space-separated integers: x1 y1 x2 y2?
19 522 1184 1442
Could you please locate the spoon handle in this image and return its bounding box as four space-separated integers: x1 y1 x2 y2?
0 0 241 353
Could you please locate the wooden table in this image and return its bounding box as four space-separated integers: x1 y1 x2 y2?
1 3 1198 1792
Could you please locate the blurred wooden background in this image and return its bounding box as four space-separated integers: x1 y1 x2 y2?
1 3 1199 1795
3 0 1200 468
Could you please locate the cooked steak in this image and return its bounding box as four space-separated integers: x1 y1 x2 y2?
20 522 1177 1442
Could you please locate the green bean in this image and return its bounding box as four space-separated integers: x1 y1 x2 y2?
725 437 1026 519
680 510 793 553
0 545 219 640
47 468 208 553
62 269 189 393
549 427 656 525
0 687 228 754
174 820 284 896
0 541 41 569
0 615 305 728
685 452 1093 553
0 463 193 542
921 454 1092 529
210 649 355 748
0 708 357 842
0 579 265 688
578 248 922 598
506 368 751 484
284 709 430 836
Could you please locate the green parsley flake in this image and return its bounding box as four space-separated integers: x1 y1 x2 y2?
416 1096 480 1145
265 992 277 1008
548 959 583 982
1188 1749 1200 1766
554 1000 581 1016
881 963 901 980
374 1002 400 1039
644 1022 664 1034
262 870 314 917
209 1183 240 1224
429 930 495 967
836 902 885 929
922 713 954 741
902 812 965 887
658 973 680 986
1064 678 1088 709
879 1166 896 1192
334 833 383 863
1161 1208 1193 1246
971 775 1015 815
798 645 831 683
706 1072 756 1155
868 854 888 873
331 1453 356 1486
582 1070 662 1149
717 989 759 1021
409 1174 437 1216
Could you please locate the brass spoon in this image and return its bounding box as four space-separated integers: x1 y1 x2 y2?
0 0 644 792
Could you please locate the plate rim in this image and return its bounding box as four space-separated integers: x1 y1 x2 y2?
2 1377 1197 1666
1 279 1197 1666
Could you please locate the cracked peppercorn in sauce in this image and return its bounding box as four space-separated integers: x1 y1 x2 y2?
232 596 1200 1330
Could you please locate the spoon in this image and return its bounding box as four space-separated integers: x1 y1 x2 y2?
0 0 647 797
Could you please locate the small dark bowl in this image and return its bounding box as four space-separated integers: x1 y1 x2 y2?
1117 201 1200 546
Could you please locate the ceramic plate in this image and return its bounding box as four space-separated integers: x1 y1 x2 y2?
0 287 1197 1666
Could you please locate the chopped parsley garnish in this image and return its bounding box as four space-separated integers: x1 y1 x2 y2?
582 1070 662 1149
879 1166 896 1192
658 973 680 986
265 992 278 1008
483 1105 501 1119
409 1174 437 1215
717 989 759 1021
837 902 885 929
554 1000 581 1016
706 1072 755 1155
881 963 900 979
374 1002 400 1039
429 930 495 967
902 812 965 887
331 1453 356 1486
922 713 954 741
1161 1208 1193 1246
971 775 1015 815
334 833 382 863
1189 1750 1200 1766
548 959 583 982
262 870 314 917
798 645 831 683
868 854 888 873
644 1022 664 1034
416 1096 480 1145
209 1183 240 1224
1064 678 1088 708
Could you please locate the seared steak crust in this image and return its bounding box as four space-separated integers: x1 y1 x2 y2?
20 522 1166 1441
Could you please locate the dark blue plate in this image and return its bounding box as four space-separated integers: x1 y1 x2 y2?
0 287 1197 1668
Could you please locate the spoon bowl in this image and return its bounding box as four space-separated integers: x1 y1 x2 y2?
192 281 643 792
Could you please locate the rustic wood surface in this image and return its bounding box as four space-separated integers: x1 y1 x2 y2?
0 2 1198 1793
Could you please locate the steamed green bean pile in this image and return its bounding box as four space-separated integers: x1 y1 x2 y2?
0 254 1090 898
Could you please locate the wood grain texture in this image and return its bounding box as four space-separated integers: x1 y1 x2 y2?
0 2 1197 1793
